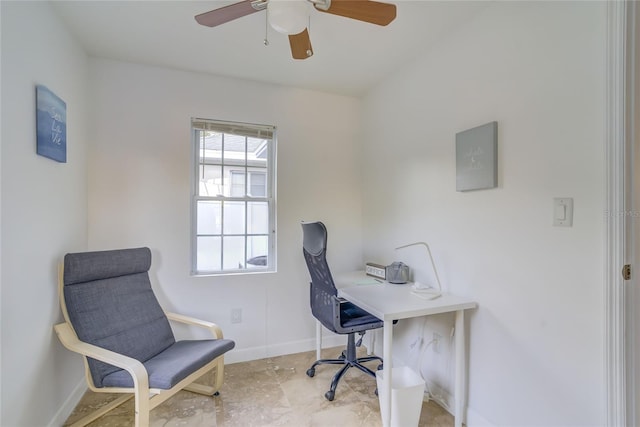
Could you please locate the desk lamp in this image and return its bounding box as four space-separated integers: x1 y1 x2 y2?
395 241 442 299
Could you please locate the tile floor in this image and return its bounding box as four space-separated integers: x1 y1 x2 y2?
64 347 453 427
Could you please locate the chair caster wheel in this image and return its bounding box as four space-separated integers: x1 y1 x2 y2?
377 364 383 371
375 388 378 396
339 351 346 359
306 368 315 377
325 390 335 401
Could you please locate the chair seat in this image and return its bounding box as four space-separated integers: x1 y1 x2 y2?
102 339 235 389
341 301 382 329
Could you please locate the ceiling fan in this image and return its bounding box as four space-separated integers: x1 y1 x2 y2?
195 0 397 60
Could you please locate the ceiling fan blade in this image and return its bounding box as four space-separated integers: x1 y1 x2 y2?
315 0 396 26
289 28 314 60
195 0 261 28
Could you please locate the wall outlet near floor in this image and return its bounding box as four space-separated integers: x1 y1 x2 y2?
231 308 242 324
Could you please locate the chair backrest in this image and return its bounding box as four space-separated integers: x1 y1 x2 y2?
301 222 339 332
61 247 175 388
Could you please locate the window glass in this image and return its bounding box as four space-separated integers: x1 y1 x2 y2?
197 236 221 271
247 201 269 234
191 119 276 275
222 236 246 270
223 201 245 235
197 201 221 235
249 172 266 197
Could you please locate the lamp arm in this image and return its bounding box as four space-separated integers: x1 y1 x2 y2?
395 241 442 291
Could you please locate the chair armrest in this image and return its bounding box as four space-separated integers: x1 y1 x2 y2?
331 296 344 321
53 322 149 389
165 312 224 339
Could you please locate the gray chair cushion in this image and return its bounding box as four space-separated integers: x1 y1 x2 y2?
64 246 153 285
102 339 236 389
63 247 176 388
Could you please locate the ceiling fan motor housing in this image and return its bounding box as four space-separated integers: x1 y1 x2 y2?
267 0 310 35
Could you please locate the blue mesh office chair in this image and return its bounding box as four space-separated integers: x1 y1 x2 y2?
301 221 383 401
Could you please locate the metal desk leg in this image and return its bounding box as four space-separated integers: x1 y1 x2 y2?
454 310 466 427
316 320 322 360
382 319 393 427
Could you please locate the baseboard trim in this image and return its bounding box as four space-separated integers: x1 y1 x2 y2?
48 376 87 427
466 406 495 427
225 335 347 364
423 380 494 427
425 379 454 414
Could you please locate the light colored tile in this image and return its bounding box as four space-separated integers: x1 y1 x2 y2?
65 347 453 427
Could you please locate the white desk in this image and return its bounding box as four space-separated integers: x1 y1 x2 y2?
336 271 476 427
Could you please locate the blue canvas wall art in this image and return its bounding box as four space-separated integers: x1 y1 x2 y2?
36 85 67 163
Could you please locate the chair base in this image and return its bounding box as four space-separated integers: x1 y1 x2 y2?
306 333 383 401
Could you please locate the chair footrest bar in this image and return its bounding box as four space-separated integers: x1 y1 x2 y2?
184 382 217 396
69 395 133 427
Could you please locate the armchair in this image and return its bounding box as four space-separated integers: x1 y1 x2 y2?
54 247 235 427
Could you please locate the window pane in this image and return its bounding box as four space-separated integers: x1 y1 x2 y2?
197 201 221 235
198 164 222 196
223 201 245 235
247 236 268 269
247 201 268 234
197 236 221 271
223 236 245 270
248 137 268 165
230 171 245 197
249 172 266 197
223 134 246 165
200 131 222 163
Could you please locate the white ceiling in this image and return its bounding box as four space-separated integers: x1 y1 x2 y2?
51 0 487 97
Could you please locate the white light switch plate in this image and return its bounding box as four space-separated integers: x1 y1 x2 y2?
553 198 573 227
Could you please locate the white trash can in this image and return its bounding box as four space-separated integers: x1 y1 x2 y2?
376 366 425 427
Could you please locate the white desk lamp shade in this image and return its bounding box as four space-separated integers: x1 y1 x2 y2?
268 0 309 35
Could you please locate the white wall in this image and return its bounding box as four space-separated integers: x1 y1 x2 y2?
0 2 89 426
630 2 640 424
87 58 364 362
0 1 612 425
361 2 606 425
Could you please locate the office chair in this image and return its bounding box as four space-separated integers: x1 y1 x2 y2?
301 221 384 401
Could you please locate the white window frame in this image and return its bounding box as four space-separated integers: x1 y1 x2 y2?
190 118 276 275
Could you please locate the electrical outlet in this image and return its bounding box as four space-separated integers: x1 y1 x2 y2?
231 308 242 324
433 332 442 353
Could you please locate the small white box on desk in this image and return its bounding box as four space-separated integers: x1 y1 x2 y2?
376 366 425 427
365 262 386 280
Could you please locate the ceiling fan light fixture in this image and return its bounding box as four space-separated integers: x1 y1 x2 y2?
267 0 309 35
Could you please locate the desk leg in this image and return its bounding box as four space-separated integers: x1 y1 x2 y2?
382 319 393 427
454 310 466 427
316 320 322 360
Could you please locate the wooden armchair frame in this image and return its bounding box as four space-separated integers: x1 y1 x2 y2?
54 264 228 427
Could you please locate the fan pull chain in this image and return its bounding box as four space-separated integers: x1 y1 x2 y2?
306 16 312 57
263 11 269 46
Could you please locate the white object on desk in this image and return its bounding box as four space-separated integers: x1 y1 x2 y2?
411 282 441 300
337 272 476 427
395 241 442 293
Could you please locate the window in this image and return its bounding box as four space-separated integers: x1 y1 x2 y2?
191 118 276 275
